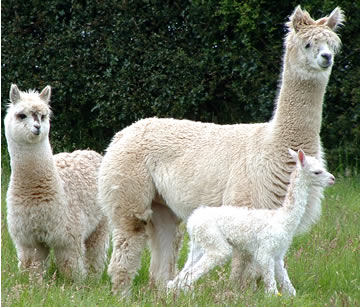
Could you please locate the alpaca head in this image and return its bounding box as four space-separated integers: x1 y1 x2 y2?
4 84 52 145
285 6 344 80
288 148 335 188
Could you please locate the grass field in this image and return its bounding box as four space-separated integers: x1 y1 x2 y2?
1 155 359 306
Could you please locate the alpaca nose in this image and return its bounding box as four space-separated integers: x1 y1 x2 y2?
321 53 332 62
329 174 335 185
32 124 41 135
320 53 332 67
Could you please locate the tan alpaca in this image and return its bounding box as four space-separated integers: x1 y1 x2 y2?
98 6 344 295
5 85 109 281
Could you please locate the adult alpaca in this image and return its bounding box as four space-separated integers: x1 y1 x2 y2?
5 85 109 280
98 6 344 295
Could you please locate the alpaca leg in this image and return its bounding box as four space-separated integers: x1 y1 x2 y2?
108 216 148 296
181 241 204 274
255 255 278 295
85 217 110 279
275 258 296 296
54 241 87 281
238 254 260 291
174 235 232 291
148 202 181 286
230 249 254 287
167 241 204 290
16 242 50 275
178 251 230 291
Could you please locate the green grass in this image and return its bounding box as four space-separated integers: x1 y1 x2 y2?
2 155 360 306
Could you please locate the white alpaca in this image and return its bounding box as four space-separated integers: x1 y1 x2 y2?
5 84 109 280
167 149 335 295
98 6 344 295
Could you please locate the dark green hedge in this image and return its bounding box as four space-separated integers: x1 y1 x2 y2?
2 0 359 171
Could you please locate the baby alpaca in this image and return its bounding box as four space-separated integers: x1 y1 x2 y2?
167 149 335 295
5 84 109 281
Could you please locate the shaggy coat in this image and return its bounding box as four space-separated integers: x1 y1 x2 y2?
5 85 109 280
167 150 335 295
98 6 344 295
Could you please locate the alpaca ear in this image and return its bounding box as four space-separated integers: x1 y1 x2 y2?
288 148 298 162
325 7 345 31
298 149 306 168
39 85 51 104
289 5 315 32
9 84 21 104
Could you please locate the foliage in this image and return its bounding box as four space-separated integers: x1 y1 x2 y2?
1 0 359 170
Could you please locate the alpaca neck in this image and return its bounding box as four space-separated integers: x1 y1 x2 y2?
279 171 310 233
270 56 329 151
7 137 61 193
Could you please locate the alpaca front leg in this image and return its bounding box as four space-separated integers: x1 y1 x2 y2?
54 243 87 281
255 256 279 295
16 242 50 276
275 259 296 296
85 217 109 279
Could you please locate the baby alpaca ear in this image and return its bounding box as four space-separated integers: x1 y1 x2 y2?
298 149 306 168
40 85 51 104
9 84 21 104
288 148 300 165
325 7 345 31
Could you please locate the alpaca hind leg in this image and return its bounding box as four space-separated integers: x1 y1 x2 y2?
85 217 110 279
108 216 148 296
275 258 296 296
148 201 182 287
181 241 204 274
54 241 87 281
178 251 230 291
176 236 232 291
167 241 204 290
16 242 50 277
230 249 255 288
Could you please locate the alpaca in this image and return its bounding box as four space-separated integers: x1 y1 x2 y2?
98 6 344 295
167 149 335 296
5 84 109 281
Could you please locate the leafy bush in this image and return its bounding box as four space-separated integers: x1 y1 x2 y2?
2 0 359 170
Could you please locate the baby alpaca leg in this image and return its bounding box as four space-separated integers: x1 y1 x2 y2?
231 250 257 289
167 241 204 290
275 258 296 296
85 217 109 279
175 236 232 291
16 242 50 275
54 241 87 281
255 254 278 295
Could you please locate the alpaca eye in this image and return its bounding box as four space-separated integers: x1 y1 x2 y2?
314 171 322 175
305 43 311 49
17 113 27 120
41 115 46 121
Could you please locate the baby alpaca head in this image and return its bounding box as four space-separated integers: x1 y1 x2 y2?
5 84 52 145
285 6 344 79
289 148 335 188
